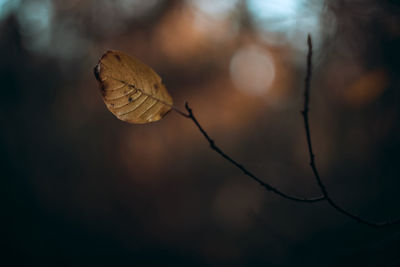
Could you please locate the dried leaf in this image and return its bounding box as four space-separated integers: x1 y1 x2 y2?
94 50 173 124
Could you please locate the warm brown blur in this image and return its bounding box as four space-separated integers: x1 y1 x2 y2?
2 0 400 266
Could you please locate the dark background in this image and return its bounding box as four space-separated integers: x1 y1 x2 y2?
1 0 400 266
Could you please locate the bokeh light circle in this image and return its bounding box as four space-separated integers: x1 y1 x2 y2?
230 45 275 96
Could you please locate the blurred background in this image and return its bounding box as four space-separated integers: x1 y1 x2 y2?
1 0 400 266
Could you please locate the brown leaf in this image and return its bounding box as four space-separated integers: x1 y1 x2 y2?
94 50 173 124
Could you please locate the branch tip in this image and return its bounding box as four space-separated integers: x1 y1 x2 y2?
307 34 312 48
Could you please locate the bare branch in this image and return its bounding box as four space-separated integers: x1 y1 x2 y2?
183 103 325 203
172 102 325 203
171 103 325 203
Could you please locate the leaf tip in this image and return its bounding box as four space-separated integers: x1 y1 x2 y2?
93 64 101 82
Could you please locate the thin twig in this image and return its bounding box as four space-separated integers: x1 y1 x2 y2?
302 34 400 228
173 103 325 203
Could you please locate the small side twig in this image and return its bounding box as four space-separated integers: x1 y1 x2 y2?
301 35 329 198
302 34 400 228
